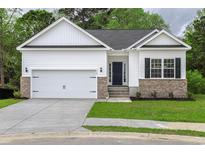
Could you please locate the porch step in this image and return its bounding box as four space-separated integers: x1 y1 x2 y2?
109 95 130 98
108 86 129 91
108 86 129 98
109 91 129 95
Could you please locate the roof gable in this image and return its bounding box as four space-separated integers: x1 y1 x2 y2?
137 30 191 49
146 33 180 46
17 17 111 50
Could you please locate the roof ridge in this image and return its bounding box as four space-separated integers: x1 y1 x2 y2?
86 29 156 31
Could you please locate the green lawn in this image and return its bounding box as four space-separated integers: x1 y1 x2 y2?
0 99 23 109
87 94 205 123
84 126 205 138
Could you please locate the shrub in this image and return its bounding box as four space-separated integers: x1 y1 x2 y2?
0 88 14 99
187 91 194 99
151 91 157 98
187 70 205 94
13 91 21 99
169 92 174 98
136 92 141 98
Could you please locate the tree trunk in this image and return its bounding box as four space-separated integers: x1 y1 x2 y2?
0 15 5 88
0 62 5 88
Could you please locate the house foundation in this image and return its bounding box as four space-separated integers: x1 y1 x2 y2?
139 79 187 98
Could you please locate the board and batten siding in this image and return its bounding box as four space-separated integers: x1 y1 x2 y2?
128 50 186 87
22 50 107 77
146 33 181 46
28 20 100 46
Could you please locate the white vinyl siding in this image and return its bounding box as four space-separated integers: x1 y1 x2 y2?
22 50 107 77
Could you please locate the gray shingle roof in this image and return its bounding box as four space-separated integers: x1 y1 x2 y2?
86 29 154 50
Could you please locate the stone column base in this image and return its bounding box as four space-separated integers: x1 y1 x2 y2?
97 77 108 99
139 79 187 98
20 77 30 98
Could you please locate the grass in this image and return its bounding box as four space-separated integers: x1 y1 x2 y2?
0 99 23 109
83 126 205 138
87 94 205 123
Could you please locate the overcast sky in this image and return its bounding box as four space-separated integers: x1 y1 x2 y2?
23 8 201 36
145 8 200 36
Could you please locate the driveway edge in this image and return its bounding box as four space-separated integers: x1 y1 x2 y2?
0 131 205 144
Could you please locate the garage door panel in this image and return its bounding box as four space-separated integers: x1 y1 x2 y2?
32 70 97 98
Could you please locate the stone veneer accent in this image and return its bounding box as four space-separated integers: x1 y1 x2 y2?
20 77 30 98
139 79 187 98
97 77 109 99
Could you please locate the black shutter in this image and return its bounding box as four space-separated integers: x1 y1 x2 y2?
175 58 181 78
145 58 150 78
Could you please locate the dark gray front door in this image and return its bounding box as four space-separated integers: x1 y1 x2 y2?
112 62 123 85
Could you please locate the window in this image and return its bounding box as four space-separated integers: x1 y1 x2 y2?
164 59 174 78
123 63 126 82
109 63 112 82
151 59 162 78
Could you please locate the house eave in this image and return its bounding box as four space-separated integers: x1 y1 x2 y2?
18 47 109 51
135 47 191 51
108 50 129 56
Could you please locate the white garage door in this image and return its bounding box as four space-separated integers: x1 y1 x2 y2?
31 70 97 98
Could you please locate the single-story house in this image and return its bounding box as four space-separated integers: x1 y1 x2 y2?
17 17 191 99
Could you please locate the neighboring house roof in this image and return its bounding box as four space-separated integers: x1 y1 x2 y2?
86 29 155 50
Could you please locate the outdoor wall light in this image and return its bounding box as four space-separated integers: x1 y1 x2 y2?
100 67 103 72
25 67 28 72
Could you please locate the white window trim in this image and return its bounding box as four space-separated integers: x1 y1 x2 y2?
163 58 175 79
123 62 127 84
150 58 176 79
150 58 162 79
108 63 112 83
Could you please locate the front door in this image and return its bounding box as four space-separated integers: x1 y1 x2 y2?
112 62 123 85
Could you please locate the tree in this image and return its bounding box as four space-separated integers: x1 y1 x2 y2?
88 8 168 29
184 9 205 77
4 9 55 90
57 8 109 29
0 9 55 90
14 9 56 42
0 8 20 88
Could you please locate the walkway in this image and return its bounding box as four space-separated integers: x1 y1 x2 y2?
84 118 205 132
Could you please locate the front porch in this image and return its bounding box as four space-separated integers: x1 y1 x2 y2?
107 51 130 98
107 51 129 87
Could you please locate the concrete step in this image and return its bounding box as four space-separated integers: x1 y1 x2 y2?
109 89 129 92
108 86 129 98
109 91 129 95
108 86 129 90
109 95 130 98
108 87 129 92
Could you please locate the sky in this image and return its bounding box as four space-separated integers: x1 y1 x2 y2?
23 8 201 36
145 8 201 36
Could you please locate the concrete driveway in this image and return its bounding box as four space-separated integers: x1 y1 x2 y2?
0 99 94 135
